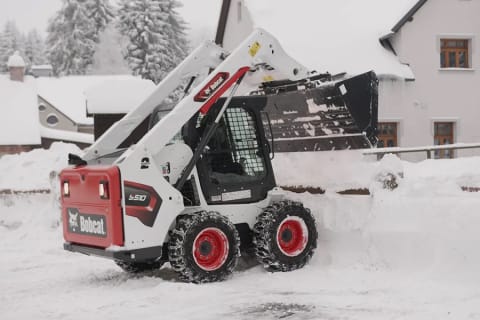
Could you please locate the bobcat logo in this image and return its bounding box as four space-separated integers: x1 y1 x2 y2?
68 209 79 232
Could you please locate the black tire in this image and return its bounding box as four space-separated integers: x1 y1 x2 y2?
114 260 163 274
253 200 317 272
168 211 240 283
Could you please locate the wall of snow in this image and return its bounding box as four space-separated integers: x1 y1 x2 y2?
0 143 81 192
1 145 479 277
1 145 480 318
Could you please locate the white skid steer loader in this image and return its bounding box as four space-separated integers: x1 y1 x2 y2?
61 29 319 283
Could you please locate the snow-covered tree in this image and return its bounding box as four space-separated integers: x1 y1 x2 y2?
161 0 189 63
86 0 115 35
46 0 97 75
0 21 26 71
91 24 130 75
117 0 188 84
24 29 47 66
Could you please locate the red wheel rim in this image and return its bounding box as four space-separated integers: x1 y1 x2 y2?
193 227 229 271
276 216 308 257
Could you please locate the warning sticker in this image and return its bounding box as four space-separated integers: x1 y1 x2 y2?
222 190 252 201
249 41 261 57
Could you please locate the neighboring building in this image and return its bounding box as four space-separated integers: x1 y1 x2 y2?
85 78 156 143
380 0 480 159
36 75 154 148
0 52 41 156
215 0 480 160
31 65 53 78
0 51 158 155
0 54 94 153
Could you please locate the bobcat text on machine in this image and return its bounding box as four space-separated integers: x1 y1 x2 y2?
61 28 371 283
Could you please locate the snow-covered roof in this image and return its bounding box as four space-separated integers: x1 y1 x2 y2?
242 0 419 79
31 65 53 70
0 75 40 145
39 125 94 144
36 75 146 125
7 51 26 68
85 78 156 114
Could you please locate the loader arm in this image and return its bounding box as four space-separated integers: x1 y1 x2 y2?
115 28 310 166
83 41 227 161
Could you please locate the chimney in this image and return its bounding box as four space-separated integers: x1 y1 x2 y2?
7 51 26 82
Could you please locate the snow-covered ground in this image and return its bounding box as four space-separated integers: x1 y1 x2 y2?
1 145 480 319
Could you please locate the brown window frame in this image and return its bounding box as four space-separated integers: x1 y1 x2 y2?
377 122 398 148
440 39 469 68
434 122 454 159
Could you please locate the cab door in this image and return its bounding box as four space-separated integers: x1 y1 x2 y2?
193 96 276 204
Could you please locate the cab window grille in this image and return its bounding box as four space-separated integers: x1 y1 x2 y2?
203 107 267 184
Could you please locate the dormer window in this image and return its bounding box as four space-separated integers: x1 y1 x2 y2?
440 39 470 68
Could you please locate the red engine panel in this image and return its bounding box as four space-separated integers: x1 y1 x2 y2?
61 166 124 248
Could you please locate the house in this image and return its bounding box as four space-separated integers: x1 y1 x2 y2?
0 52 96 153
0 49 161 156
379 0 480 159
85 77 156 143
0 52 41 155
215 0 480 160
31 65 53 78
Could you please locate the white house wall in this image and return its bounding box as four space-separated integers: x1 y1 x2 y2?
384 0 480 160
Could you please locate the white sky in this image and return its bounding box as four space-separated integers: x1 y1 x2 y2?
0 0 221 43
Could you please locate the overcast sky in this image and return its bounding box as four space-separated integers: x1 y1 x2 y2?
0 0 221 43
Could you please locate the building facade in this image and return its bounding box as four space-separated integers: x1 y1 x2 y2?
216 0 480 160
380 0 480 159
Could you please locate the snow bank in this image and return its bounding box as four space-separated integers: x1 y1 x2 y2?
273 151 405 191
286 188 480 285
1 147 480 318
0 142 81 191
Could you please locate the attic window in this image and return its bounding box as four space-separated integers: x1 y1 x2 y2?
46 114 59 126
38 104 46 112
440 39 470 68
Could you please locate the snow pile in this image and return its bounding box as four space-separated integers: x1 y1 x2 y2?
273 150 405 191
1 146 480 318
404 157 480 191
272 150 375 191
0 142 81 191
6 51 26 67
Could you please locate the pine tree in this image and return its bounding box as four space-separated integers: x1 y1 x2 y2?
117 0 189 84
24 29 47 66
46 0 97 75
86 0 115 35
161 0 189 64
0 21 26 72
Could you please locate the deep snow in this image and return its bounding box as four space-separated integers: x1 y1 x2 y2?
1 145 480 319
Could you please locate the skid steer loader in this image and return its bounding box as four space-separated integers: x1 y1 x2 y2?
61 29 374 283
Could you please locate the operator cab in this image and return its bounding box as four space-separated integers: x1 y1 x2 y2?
184 96 276 205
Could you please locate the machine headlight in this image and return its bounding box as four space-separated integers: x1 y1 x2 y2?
63 181 70 197
99 181 109 199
